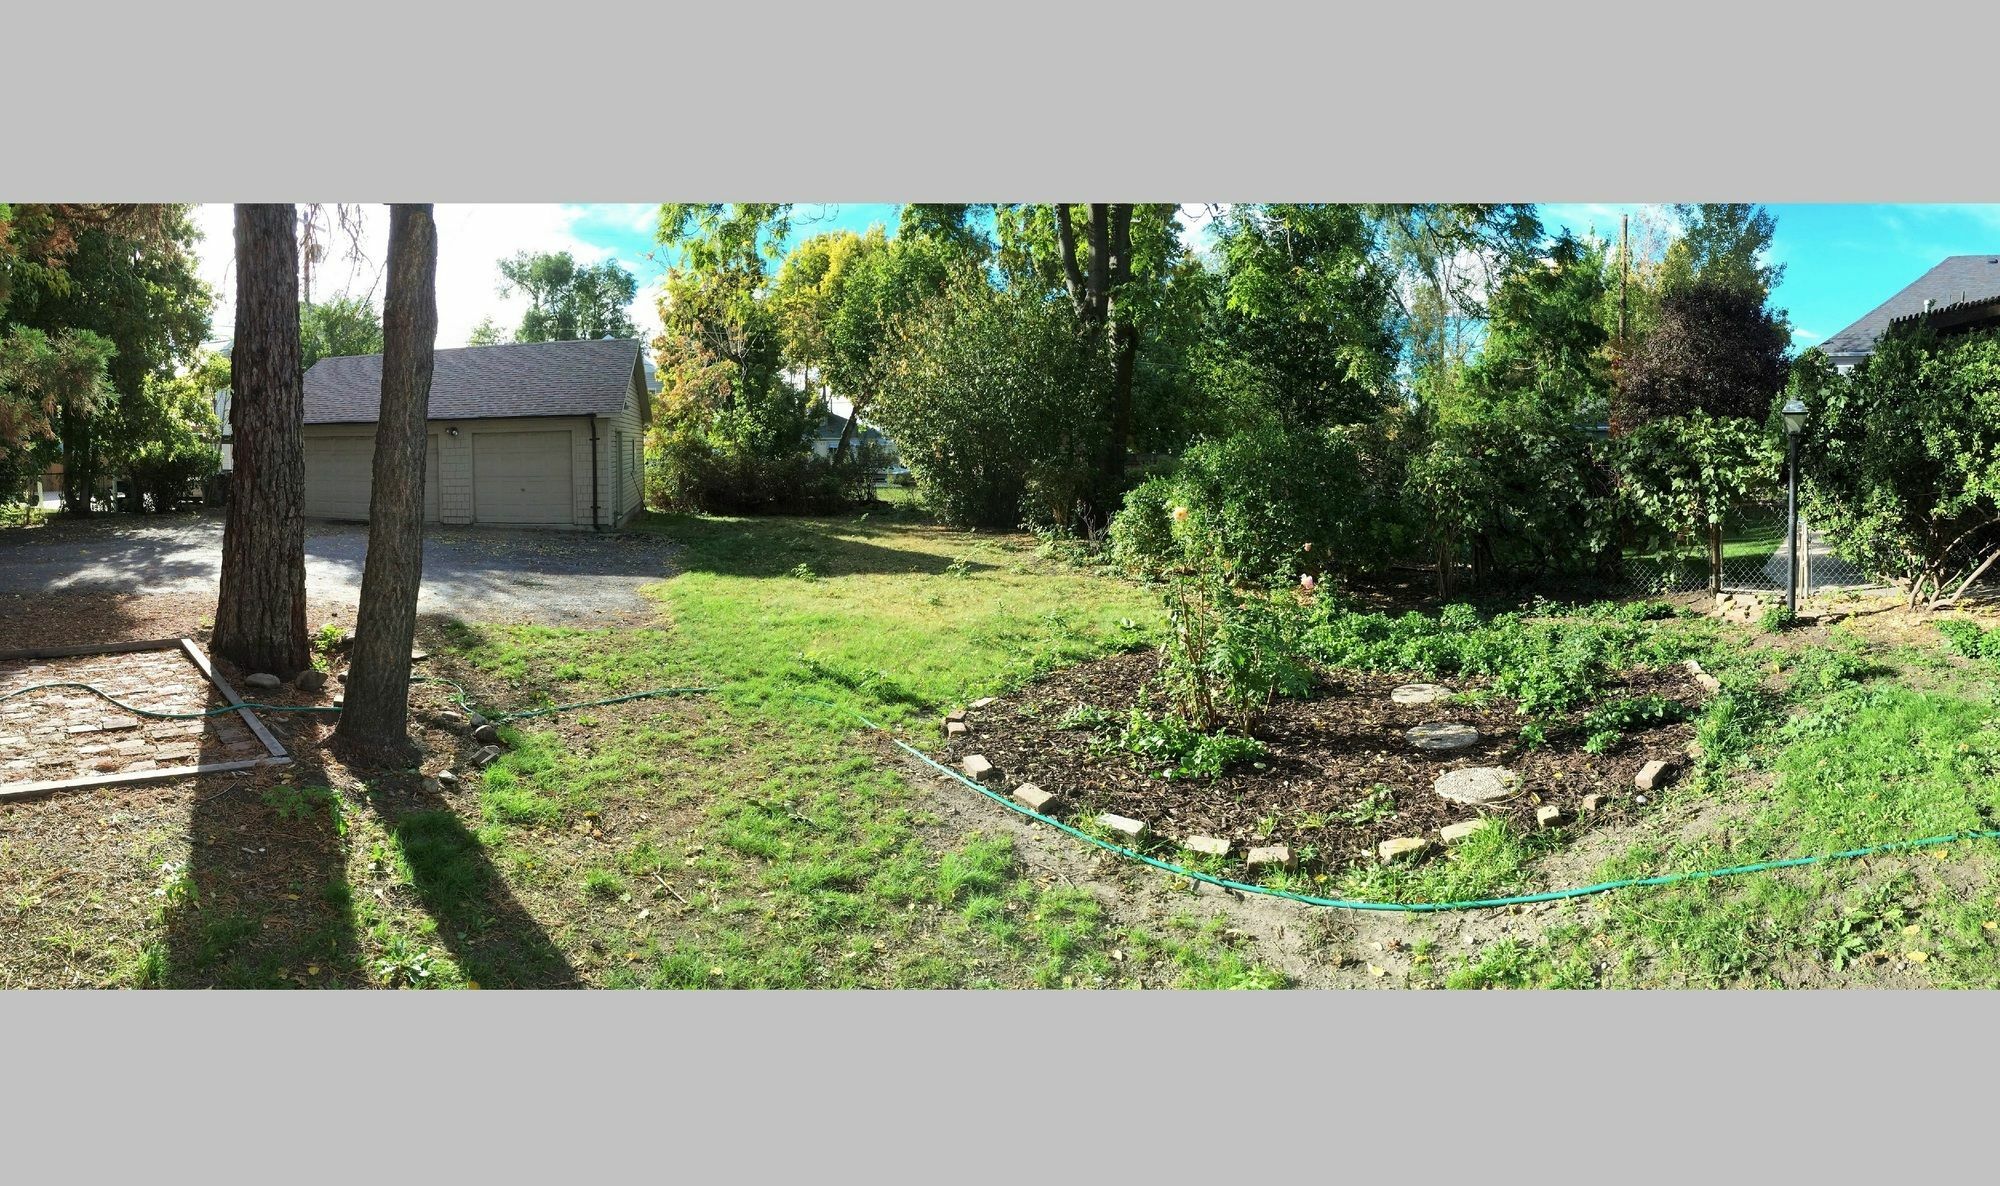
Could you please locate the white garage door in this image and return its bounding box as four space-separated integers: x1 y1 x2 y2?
303 435 440 522
472 430 572 525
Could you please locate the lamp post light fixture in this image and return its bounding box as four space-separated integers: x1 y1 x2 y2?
1783 398 1807 614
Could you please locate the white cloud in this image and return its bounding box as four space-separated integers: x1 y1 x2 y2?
191 203 663 351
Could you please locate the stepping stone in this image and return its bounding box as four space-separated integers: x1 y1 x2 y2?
1099 813 1148 842
1391 682 1452 706
1407 722 1479 752
1434 766 1519 805
961 754 998 783
1536 805 1568 830
968 697 997 710
945 720 969 739
1580 792 1606 813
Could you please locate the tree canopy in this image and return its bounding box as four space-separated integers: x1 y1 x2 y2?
497 251 639 342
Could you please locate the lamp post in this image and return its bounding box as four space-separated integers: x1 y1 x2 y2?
1782 397 1807 614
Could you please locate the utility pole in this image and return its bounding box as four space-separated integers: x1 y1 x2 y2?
1618 213 1629 350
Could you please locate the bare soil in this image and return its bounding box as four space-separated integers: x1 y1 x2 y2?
942 649 1701 870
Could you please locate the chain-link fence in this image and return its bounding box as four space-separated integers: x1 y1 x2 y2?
1613 500 1879 598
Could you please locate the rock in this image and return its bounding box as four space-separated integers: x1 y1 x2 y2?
1390 682 1452 706
1407 722 1479 752
945 720 969 739
1635 758 1677 791
439 711 466 726
1633 793 1650 806
244 673 282 690
1683 658 1707 676
436 769 458 785
335 670 347 684
1580 792 1606 813
1440 819 1491 845
1536 804 1568 829
1099 813 1149 842
294 669 328 692
1378 836 1433 863
330 629 355 652
1183 834 1232 858
468 711 489 729
472 723 500 745
1246 844 1294 869
410 650 430 662
1694 673 1722 694
1434 765 1520 805
944 708 967 725
1011 783 1058 813
472 745 502 767
968 697 998 710
961 754 998 783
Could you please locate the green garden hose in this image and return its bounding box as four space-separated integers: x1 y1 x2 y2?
10 675 1998 914
0 678 713 723
886 731 2000 913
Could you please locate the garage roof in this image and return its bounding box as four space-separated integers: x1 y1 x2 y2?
304 338 648 425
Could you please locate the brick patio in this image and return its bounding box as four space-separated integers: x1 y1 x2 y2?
0 645 276 792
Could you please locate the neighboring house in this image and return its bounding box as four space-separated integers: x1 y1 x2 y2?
302 338 650 530
807 409 903 475
1821 255 2000 372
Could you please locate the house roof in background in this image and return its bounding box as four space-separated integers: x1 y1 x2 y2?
303 339 645 424
1822 254 2000 358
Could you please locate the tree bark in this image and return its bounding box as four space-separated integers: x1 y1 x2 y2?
213 204 310 678
334 205 439 763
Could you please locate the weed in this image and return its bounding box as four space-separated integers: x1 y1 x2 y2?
584 869 628 899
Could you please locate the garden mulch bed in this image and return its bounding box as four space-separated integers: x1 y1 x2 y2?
942 650 1702 871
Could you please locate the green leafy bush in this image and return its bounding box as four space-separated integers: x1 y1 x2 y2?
1106 421 1407 584
1161 574 1314 730
1939 619 2000 661
1113 704 1266 780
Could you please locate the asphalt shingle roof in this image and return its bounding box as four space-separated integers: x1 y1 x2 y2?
303 338 645 425
1822 255 2000 358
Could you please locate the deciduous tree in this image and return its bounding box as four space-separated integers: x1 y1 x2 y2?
497 251 638 342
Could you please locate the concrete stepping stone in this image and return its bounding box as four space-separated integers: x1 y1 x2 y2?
1434 766 1520 805
1407 722 1479 752
1391 682 1452 706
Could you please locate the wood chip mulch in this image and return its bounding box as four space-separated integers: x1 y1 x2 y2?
940 649 1701 870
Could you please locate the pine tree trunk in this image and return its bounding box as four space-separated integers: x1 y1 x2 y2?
213 204 310 678
334 205 438 763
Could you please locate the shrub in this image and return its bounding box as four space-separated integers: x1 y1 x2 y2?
1161 574 1314 731
644 427 864 515
871 270 1110 531
1107 421 1407 584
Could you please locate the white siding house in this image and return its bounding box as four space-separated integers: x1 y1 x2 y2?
301 339 650 530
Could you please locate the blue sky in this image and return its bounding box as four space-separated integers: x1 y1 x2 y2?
194 203 2000 351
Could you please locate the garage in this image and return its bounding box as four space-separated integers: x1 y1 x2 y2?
302 435 439 522
298 338 652 531
471 430 571 525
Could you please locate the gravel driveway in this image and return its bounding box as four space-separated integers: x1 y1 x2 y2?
0 511 681 625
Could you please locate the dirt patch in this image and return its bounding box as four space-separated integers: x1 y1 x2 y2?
942 649 1700 870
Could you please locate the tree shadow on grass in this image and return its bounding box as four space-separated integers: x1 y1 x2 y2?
629 512 1001 580
362 773 579 989
160 711 577 988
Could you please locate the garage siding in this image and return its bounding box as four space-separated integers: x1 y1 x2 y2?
301 431 440 522
305 366 647 531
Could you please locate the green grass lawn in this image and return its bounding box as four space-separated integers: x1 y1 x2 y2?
111 508 1291 989
24 509 2000 990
